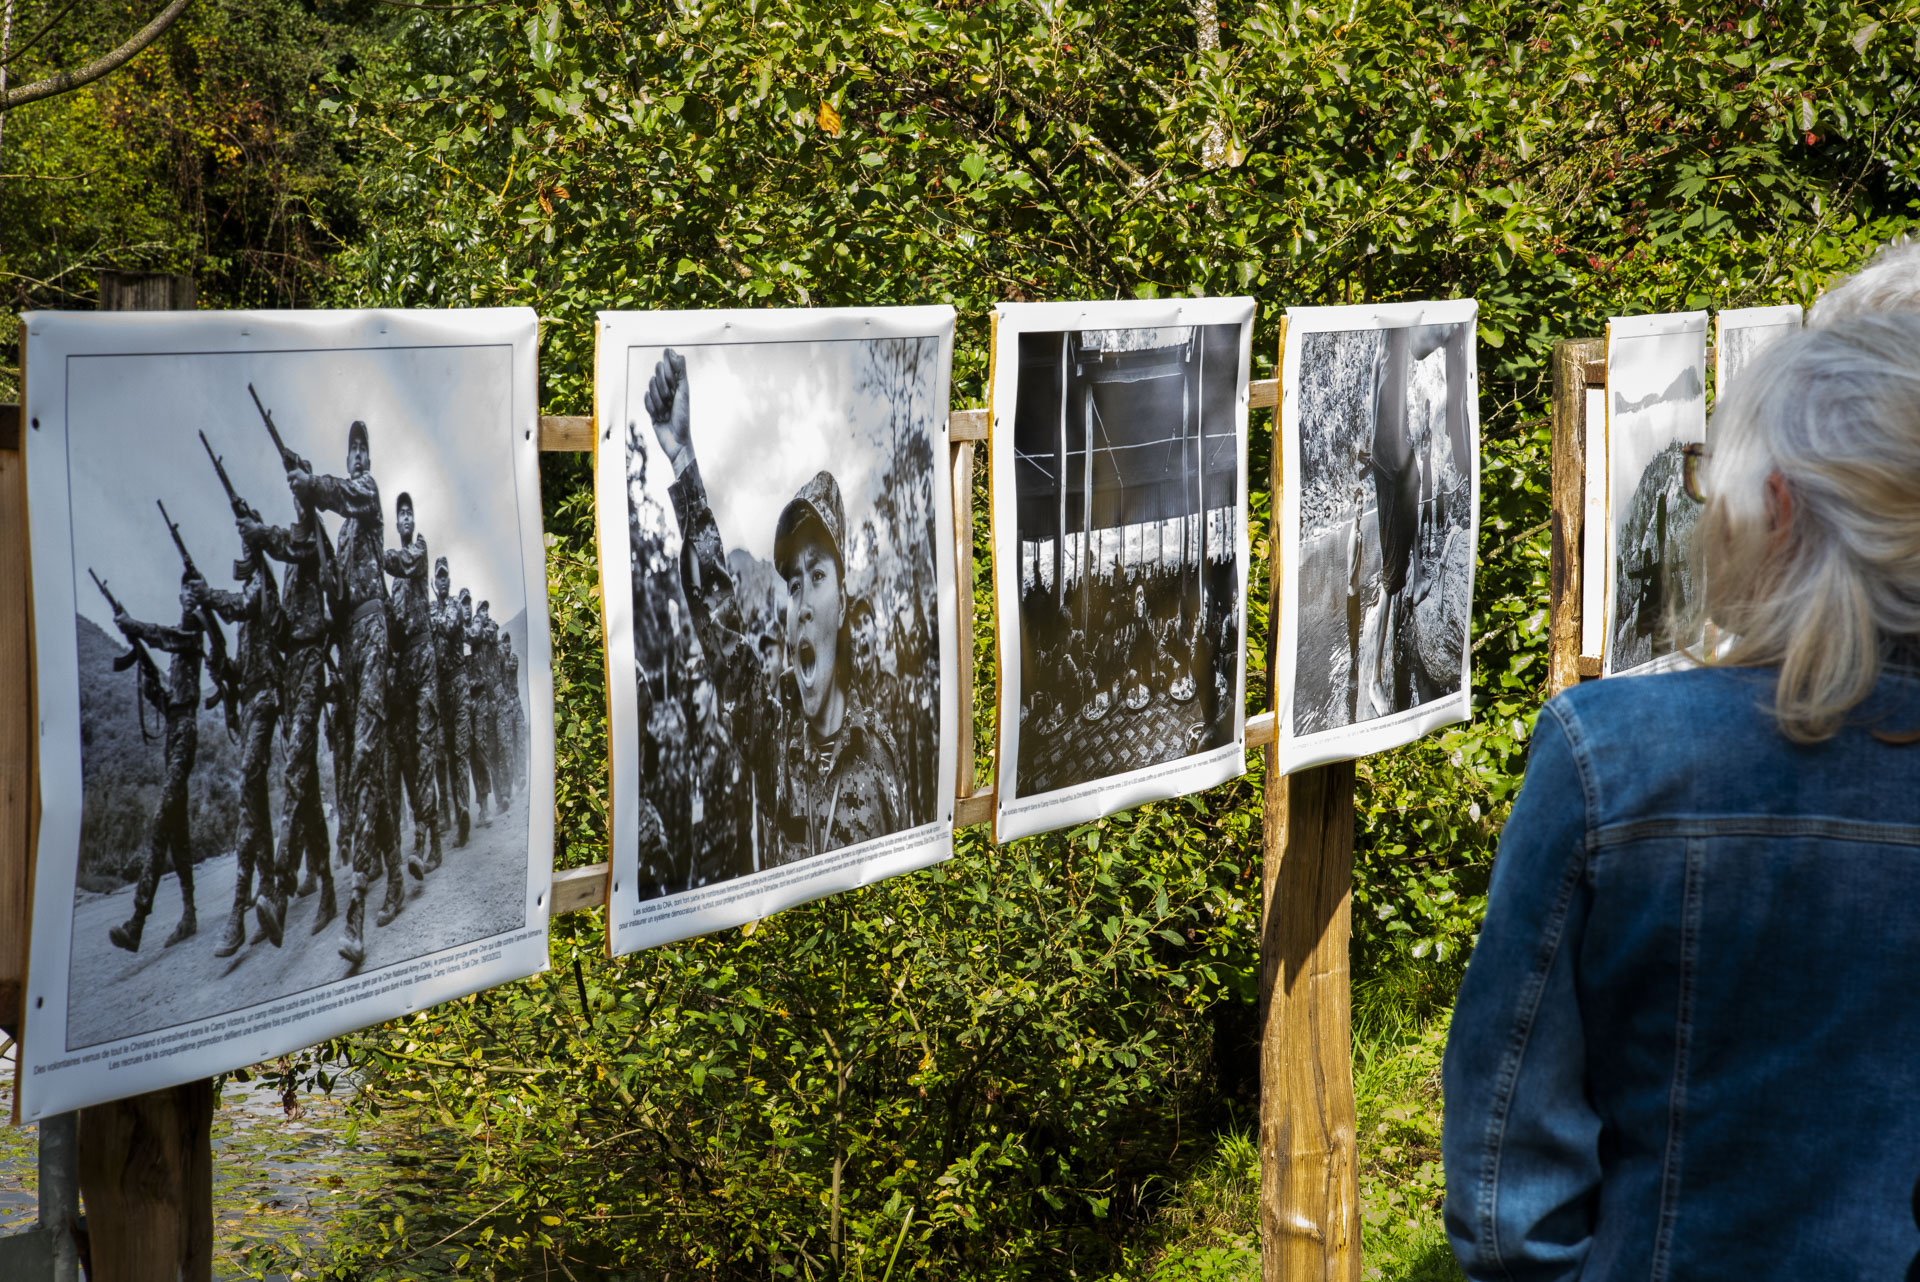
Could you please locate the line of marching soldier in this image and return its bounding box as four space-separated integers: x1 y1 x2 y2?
90 393 527 968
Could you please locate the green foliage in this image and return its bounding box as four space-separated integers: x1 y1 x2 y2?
0 0 379 396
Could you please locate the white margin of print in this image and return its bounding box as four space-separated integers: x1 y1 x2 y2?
988 296 1254 843
1714 303 1804 396
1273 298 1480 775
16 308 553 1120
593 306 959 957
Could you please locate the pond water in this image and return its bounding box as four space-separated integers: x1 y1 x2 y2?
0 1044 369 1280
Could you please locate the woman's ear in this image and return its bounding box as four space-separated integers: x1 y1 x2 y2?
1767 470 1795 551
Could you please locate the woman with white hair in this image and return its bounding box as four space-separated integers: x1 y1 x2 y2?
1442 314 1920 1280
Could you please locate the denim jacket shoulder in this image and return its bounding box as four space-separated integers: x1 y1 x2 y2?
1442 664 1920 1282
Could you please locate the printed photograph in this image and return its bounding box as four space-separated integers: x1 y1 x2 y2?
989 298 1252 842
1715 304 1804 410
610 320 954 926
1289 320 1475 738
1606 314 1709 676
1008 324 1242 794
21 313 550 1085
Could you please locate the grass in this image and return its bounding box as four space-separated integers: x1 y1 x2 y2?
1107 972 1466 1282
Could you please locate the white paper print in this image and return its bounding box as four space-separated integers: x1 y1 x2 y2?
17 309 553 1119
1274 301 1480 773
595 307 959 955
990 298 1252 842
1604 311 1709 677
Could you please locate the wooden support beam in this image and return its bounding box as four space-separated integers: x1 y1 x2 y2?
1549 338 1606 696
0 401 29 1041
1260 760 1361 1282
77 1080 213 1282
538 415 594 452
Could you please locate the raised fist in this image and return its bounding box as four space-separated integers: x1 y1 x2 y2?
643 349 693 475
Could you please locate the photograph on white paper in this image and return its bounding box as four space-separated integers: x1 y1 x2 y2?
989 299 1252 843
1605 312 1708 677
17 309 553 1119
1715 304 1803 410
595 308 959 957
1275 301 1479 774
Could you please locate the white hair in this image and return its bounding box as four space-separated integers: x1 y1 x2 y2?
1808 238 1920 327
1697 312 1920 740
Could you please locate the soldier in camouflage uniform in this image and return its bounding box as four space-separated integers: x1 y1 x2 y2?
469 598 509 810
107 575 207 952
458 588 496 826
289 419 398 965
500 632 524 795
644 350 902 867
250 499 338 935
195 523 287 957
430 557 472 847
382 492 444 877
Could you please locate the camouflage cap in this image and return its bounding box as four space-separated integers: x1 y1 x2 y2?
434 555 449 575
774 470 845 579
348 419 370 453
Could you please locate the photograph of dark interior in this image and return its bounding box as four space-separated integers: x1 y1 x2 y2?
1010 324 1241 797
1291 321 1473 737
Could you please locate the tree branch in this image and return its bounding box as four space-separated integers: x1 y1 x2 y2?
0 0 190 112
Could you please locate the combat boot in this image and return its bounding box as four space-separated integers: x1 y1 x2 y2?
426 825 443 873
108 912 146 953
454 809 470 849
338 887 366 965
374 877 406 928
163 904 197 947
298 870 318 897
212 904 247 958
254 892 285 948
311 877 337 934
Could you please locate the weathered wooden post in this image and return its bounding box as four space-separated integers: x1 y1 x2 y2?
1548 338 1605 697
70 269 218 1282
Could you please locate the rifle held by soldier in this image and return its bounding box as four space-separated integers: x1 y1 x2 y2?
158 499 240 734
89 568 166 742
201 431 262 525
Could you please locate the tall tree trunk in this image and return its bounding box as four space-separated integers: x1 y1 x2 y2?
1194 0 1227 168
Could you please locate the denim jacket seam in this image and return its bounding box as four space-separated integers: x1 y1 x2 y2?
1477 699 1595 1277
1649 835 1703 1281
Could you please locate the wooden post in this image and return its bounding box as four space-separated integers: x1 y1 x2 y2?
0 398 29 1042
77 1080 213 1281
1260 761 1361 1282
1260 316 1361 1281
95 270 196 313
1547 338 1604 696
72 269 216 1282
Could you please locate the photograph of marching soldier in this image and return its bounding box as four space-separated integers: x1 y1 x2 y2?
989 298 1253 844
1275 300 1480 773
595 307 960 957
1603 311 1708 677
15 309 553 1120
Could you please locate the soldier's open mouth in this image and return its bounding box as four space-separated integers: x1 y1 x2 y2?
796 639 818 684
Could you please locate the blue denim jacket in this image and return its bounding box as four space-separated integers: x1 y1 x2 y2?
1443 664 1920 1281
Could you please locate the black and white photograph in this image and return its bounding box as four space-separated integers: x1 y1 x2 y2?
989 299 1251 842
595 308 959 956
17 309 553 1120
1715 304 1803 410
1604 311 1708 677
1275 301 1479 773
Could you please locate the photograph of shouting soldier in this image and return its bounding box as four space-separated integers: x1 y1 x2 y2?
596 308 959 957
16 309 553 1120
